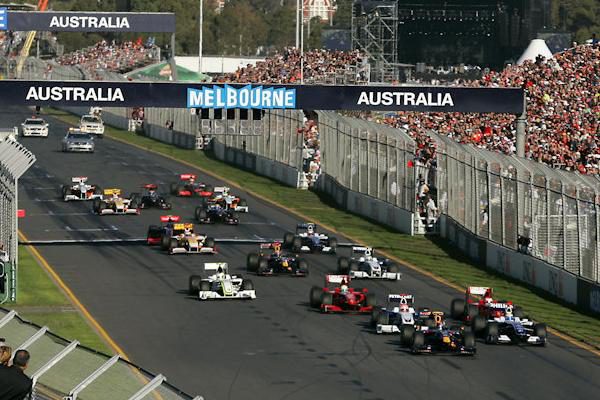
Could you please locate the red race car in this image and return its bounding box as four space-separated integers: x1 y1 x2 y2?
450 286 525 330
169 174 213 197
146 215 181 246
309 275 376 313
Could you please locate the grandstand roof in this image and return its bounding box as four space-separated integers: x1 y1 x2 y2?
517 39 554 65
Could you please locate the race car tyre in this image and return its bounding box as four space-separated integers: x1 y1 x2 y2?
310 286 323 308
365 292 377 307
467 304 479 319
349 261 360 272
169 238 178 252
387 264 400 273
93 185 102 195
514 306 525 319
451 298 465 319
130 198 140 209
376 312 389 326
188 275 202 295
297 259 309 274
170 183 178 195
485 322 499 344
160 235 171 251
242 279 254 291
61 185 70 201
463 331 476 348
401 325 415 346
328 237 338 251
200 281 211 292
370 308 381 327
92 198 101 213
321 292 333 306
283 233 295 247
412 331 425 350
195 207 208 222
199 198 208 208
292 237 302 252
204 237 216 248
472 315 487 335
337 257 350 274
534 323 547 339
258 257 269 274
247 253 260 272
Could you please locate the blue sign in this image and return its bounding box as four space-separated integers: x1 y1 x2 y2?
0 8 7 31
187 85 296 109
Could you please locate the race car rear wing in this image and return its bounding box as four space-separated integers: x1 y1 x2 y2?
180 174 196 180
297 223 317 231
144 184 158 190
160 215 181 223
260 242 281 249
71 176 88 183
205 262 228 272
103 188 121 196
213 186 229 194
352 246 373 255
173 223 193 231
326 274 350 284
467 286 492 297
388 294 414 304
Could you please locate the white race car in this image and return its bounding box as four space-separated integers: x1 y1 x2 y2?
337 247 401 280
189 263 256 300
62 177 103 202
209 187 249 213
372 294 420 334
21 117 49 137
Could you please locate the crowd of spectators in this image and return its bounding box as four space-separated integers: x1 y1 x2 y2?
298 118 321 187
57 39 159 76
379 42 600 175
220 47 367 84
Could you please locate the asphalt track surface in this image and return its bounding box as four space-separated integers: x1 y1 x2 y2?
12 106 600 400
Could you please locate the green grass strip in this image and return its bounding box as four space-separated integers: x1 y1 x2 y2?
6 245 112 354
49 109 600 350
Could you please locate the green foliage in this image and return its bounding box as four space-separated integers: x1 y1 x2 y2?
552 0 600 43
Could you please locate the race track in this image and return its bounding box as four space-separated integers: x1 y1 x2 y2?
12 106 600 400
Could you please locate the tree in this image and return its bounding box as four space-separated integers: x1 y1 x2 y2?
332 0 352 29
307 17 322 49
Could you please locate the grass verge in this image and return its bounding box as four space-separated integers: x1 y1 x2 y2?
49 109 600 350
5 245 111 354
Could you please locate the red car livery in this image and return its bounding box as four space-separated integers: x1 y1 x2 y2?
309 275 376 313
170 174 213 197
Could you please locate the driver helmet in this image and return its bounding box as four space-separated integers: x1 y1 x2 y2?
112 192 119 199
272 243 281 256
364 248 372 258
484 296 493 305
433 313 444 328
505 305 514 320
307 224 314 234
399 304 410 313
340 278 349 294
184 227 192 235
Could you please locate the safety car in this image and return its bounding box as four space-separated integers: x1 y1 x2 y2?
163 222 217 255
61 177 102 202
21 117 49 137
337 246 401 280
283 223 338 254
309 275 376 313
408 311 476 355
137 184 171 209
92 189 140 215
79 114 105 136
62 129 95 152
170 174 213 197
195 203 239 225
146 215 181 246
188 262 256 300
246 242 308 276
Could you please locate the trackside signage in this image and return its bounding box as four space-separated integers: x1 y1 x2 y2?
3 11 176 32
0 80 525 113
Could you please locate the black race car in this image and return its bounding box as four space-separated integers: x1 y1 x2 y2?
137 184 171 210
195 203 239 225
407 312 476 356
247 242 308 276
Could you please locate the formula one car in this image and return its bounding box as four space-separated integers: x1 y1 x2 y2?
451 287 546 346
170 174 214 197
162 222 217 255
189 262 256 300
137 184 171 210
92 189 140 215
408 311 476 356
146 215 181 246
195 203 239 225
337 246 401 280
283 223 338 254
206 187 249 213
246 242 308 276
61 177 102 202
309 275 376 313
371 294 426 335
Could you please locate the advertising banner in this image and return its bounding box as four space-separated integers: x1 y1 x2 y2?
0 80 525 113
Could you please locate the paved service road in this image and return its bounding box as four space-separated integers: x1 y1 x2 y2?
12 106 600 400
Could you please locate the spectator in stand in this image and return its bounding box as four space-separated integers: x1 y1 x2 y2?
0 349 32 400
0 342 11 366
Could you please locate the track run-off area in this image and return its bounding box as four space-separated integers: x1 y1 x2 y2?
12 106 600 400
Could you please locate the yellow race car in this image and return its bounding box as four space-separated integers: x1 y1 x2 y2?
92 189 140 215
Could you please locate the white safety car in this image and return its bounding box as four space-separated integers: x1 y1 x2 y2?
337 247 401 280
92 189 140 215
188 263 256 300
79 114 105 136
21 117 49 137
62 177 103 202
